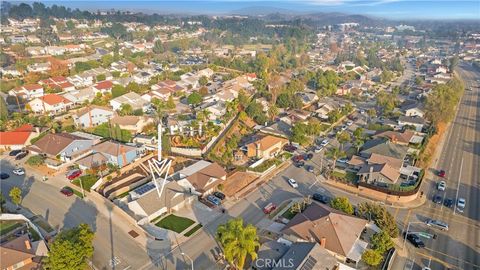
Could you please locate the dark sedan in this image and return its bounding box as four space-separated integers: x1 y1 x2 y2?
432 194 443 204
443 198 454 208
312 193 330 204
0 173 10 179
405 233 425 248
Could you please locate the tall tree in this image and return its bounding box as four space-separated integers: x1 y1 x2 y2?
329 197 354 215
216 218 260 269
326 147 346 170
43 224 94 270
9 187 22 207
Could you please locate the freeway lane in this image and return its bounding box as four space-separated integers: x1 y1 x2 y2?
404 63 480 270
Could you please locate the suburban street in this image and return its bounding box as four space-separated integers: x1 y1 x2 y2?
392 63 480 270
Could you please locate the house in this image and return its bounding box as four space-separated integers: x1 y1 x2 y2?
68 87 97 103
0 124 40 150
127 180 194 224
246 135 288 159
28 132 95 162
133 71 153 85
39 76 75 92
0 232 48 270
92 80 113 94
281 202 368 264
26 46 45 56
9 84 44 100
45 46 66 56
254 241 340 270
110 115 154 134
73 105 115 128
27 62 51 73
401 101 425 118
92 141 140 167
373 130 415 146
0 66 22 77
172 160 227 195
360 138 409 161
28 94 73 115
357 162 400 184
133 134 157 150
397 116 426 132
110 92 149 111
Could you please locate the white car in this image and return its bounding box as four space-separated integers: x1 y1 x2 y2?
320 139 329 147
12 168 25 176
346 120 353 126
287 178 298 188
437 181 446 191
360 109 365 114
457 198 466 213
314 146 323 153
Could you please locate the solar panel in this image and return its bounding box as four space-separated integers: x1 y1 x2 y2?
133 183 156 195
300 256 317 270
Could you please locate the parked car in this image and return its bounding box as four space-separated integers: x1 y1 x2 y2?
12 168 25 176
443 198 454 208
337 158 349 163
360 109 365 114
305 165 314 173
438 170 446 178
340 125 348 131
9 150 22 156
292 155 304 163
287 178 298 188
0 173 10 179
60 186 74 197
432 194 443 204
457 198 466 213
437 181 446 191
346 120 353 126
294 161 305 168
283 144 297 152
15 151 28 160
312 193 330 204
320 139 329 147
263 202 277 214
404 233 425 248
66 170 82 180
314 146 323 153
425 219 449 231
303 153 313 160
206 195 221 206
213 191 226 200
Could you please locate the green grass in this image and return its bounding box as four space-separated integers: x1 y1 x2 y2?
72 174 98 192
281 207 297 220
28 227 41 241
331 170 357 183
155 214 195 234
250 158 282 173
184 223 203 237
72 188 85 198
32 217 54 233
0 220 23 236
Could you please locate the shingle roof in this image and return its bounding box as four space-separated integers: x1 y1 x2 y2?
398 115 426 125
31 132 87 156
135 181 188 216
373 130 414 144
247 135 288 152
361 138 408 160
94 80 113 90
281 203 367 257
92 141 137 157
0 131 31 145
358 163 400 183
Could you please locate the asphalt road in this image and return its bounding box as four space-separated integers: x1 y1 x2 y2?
397 63 480 270
0 157 166 270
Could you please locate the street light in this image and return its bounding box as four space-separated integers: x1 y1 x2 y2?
181 252 194 270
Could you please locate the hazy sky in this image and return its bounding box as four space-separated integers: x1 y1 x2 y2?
16 1 480 20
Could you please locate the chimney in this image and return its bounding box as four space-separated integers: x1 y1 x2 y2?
24 240 31 250
320 237 327 248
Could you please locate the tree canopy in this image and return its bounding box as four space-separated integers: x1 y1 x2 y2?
216 218 260 269
43 224 94 270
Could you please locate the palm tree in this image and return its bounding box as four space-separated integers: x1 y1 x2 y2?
216 218 260 269
353 139 364 153
336 131 351 151
326 147 346 170
267 104 279 121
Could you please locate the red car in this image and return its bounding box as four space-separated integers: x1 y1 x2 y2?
263 202 277 214
66 170 82 180
60 186 74 197
438 170 446 178
292 155 304 163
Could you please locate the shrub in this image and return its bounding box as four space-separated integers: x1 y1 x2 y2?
26 155 45 166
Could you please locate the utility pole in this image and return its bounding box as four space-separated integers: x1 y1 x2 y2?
157 123 162 161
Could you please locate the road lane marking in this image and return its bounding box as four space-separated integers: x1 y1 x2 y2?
415 251 455 269
421 248 480 269
403 210 412 231
453 157 464 215
393 207 400 219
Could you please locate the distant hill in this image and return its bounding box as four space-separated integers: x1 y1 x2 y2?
230 6 304 17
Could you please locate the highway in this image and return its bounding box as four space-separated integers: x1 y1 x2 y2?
399 63 480 270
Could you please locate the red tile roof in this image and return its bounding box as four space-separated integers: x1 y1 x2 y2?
94 80 113 90
58 81 74 89
0 131 31 145
40 94 71 105
14 84 43 92
13 124 35 132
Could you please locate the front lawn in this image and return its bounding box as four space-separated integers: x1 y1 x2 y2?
331 170 358 183
155 214 195 234
0 220 23 236
250 158 282 173
281 207 297 220
72 175 98 192
184 223 203 237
